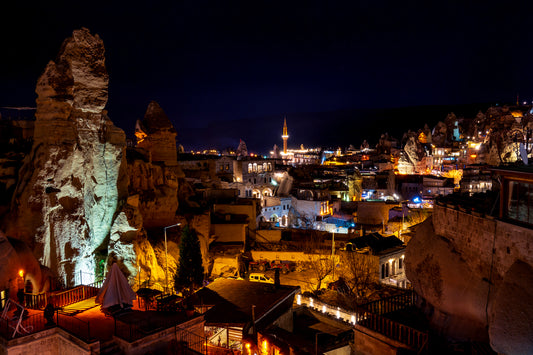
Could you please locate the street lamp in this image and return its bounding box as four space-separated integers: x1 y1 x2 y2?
164 223 181 293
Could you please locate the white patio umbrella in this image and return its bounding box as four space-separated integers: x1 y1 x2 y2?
95 263 137 309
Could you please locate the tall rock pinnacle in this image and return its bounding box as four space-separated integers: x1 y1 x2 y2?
135 101 177 164
4 28 127 287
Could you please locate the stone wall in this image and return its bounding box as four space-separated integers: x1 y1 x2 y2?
432 205 533 287
212 224 246 243
255 229 282 243
352 324 408 355
114 316 204 355
0 327 98 355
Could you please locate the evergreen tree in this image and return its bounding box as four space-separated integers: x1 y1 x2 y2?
174 225 204 292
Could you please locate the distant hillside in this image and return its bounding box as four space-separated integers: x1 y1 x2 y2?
177 102 498 154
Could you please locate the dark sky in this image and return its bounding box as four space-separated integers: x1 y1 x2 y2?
1 1 533 153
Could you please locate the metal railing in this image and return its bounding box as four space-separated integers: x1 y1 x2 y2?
55 309 92 342
114 316 207 354
0 312 46 339
356 310 427 351
114 316 180 342
0 307 91 342
359 290 416 315
176 326 208 355
297 294 428 353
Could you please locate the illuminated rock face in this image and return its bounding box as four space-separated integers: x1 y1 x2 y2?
406 205 533 352
127 159 180 229
5 28 127 285
397 135 421 174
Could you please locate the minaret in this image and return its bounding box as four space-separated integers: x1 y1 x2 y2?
282 117 289 154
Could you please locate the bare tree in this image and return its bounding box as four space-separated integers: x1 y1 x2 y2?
301 231 333 291
337 250 379 301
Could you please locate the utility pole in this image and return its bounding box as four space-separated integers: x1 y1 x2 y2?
331 232 335 280
164 223 181 293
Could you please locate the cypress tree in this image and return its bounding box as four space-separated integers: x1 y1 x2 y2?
174 225 204 292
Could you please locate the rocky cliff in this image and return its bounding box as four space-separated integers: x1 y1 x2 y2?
128 101 182 229
406 204 533 354
3 28 130 286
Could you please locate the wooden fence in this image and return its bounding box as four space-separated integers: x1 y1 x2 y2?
25 279 104 310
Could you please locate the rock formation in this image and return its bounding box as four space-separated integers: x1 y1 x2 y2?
3 28 129 286
135 101 177 165
129 101 181 229
397 132 423 174
236 139 248 158
406 204 533 353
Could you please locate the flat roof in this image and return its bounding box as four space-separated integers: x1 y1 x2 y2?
189 279 300 326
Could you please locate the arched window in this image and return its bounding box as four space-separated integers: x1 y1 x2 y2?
381 264 385 279
253 163 258 172
268 163 272 171
399 258 403 269
391 260 396 275
248 164 252 173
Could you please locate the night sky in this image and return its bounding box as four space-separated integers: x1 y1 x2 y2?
1 1 533 153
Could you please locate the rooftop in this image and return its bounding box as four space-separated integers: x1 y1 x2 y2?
189 278 300 328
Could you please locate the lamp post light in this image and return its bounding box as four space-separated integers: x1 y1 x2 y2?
164 223 181 294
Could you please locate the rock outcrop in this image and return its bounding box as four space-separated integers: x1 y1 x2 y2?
128 101 182 228
135 101 177 165
406 204 533 353
3 28 129 286
489 260 533 354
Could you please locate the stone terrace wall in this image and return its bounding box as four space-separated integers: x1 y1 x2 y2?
432 204 533 284
0 327 98 355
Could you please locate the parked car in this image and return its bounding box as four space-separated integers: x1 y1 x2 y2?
270 260 296 274
249 259 270 272
249 273 274 284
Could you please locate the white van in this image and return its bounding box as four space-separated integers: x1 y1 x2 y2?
249 273 274 284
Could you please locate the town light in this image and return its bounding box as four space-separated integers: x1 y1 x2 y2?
164 223 181 293
18 269 24 278
297 294 301 305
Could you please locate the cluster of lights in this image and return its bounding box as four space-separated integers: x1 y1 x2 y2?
301 295 357 325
